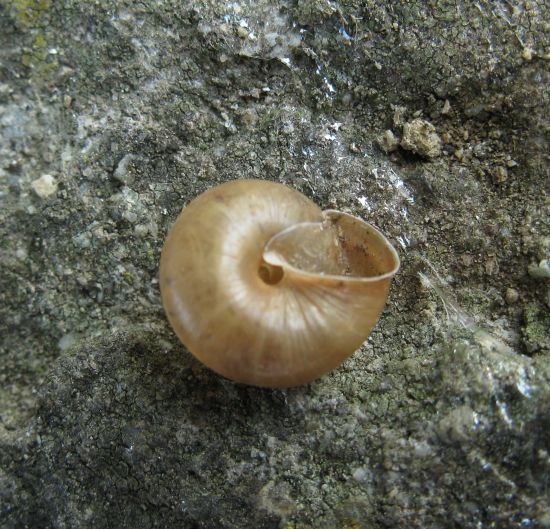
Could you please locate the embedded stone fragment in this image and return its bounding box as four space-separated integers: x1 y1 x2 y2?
31 174 58 198
377 129 399 153
401 118 442 158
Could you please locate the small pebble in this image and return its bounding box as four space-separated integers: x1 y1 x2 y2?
528 259 550 279
377 129 399 153
31 174 58 198
493 166 508 183
351 467 368 482
400 118 442 158
58 333 77 351
15 247 28 260
114 154 135 185
522 47 534 61
505 288 519 304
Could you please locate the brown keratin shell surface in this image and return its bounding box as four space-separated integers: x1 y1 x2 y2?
160 179 400 388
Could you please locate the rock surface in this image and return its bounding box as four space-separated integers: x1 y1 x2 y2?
1 1 549 528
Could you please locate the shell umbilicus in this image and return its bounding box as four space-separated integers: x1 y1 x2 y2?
160 179 400 388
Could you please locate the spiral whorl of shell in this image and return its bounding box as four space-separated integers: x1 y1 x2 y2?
160 179 400 388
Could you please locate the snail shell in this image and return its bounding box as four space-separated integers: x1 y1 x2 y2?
160 179 400 388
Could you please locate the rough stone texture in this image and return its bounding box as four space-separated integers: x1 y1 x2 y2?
400 119 442 159
1 1 549 528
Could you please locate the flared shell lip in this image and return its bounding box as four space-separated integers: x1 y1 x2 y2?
263 209 401 283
